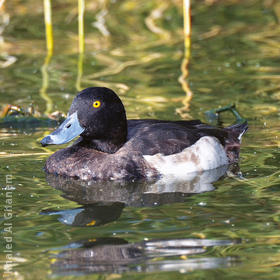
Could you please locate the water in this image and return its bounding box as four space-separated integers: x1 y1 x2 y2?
1 0 280 279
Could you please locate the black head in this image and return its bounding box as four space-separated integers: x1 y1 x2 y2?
41 87 128 153
71 87 127 141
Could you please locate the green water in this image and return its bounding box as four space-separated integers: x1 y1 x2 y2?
1 0 280 279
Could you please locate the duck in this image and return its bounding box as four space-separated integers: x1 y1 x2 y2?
41 87 248 181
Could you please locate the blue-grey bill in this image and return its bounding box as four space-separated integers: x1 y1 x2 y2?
40 111 85 146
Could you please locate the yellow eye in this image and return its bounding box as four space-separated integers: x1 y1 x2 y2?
93 100 101 108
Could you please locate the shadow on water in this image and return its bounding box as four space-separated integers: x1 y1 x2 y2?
45 165 229 207
41 165 242 276
50 237 239 276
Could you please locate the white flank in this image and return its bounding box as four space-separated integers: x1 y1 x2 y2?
144 136 228 178
145 165 228 194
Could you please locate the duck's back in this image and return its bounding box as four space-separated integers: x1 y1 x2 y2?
125 119 233 156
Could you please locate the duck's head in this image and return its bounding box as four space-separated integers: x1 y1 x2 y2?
41 87 127 153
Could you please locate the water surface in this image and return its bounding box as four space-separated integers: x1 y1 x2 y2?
1 0 280 279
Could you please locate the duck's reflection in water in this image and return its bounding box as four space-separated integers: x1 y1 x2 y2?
43 165 240 275
50 237 239 276
41 202 124 227
45 164 229 207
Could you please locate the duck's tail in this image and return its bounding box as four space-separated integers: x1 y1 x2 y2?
226 120 248 142
224 121 248 163
205 104 248 163
205 103 248 142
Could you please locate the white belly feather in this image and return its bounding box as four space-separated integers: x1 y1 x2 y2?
144 136 228 178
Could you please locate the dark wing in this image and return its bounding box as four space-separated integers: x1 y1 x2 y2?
125 119 231 156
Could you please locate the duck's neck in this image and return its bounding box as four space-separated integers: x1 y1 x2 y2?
79 128 127 154
90 138 126 153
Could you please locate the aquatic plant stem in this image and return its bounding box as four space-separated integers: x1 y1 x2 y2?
40 54 53 115
43 0 53 54
205 104 246 125
40 0 53 117
177 0 193 118
76 52 84 91
183 0 191 55
76 0 85 91
78 0 85 53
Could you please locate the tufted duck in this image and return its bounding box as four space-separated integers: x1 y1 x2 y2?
41 87 248 181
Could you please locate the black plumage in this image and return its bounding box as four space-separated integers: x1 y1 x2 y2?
41 87 248 181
